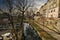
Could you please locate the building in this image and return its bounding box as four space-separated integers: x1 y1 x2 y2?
34 12 40 21
39 3 47 18
39 0 60 18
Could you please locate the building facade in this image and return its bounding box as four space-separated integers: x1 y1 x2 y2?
39 0 60 18
39 3 47 18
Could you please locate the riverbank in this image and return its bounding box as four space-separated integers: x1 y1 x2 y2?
30 20 57 40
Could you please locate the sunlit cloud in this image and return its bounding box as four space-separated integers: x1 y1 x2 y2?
34 0 47 9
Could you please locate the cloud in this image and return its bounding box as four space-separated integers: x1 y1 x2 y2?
34 0 47 9
0 0 48 10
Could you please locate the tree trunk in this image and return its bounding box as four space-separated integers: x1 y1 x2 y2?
20 11 24 40
20 11 24 28
15 32 18 40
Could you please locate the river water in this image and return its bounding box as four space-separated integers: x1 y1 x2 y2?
21 23 42 40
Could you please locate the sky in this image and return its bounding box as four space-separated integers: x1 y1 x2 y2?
34 0 47 9
0 0 47 9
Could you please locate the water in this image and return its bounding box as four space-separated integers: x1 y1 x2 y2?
21 23 42 40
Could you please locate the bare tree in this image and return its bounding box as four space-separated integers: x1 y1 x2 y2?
14 0 34 40
3 0 34 40
14 0 34 27
3 0 14 29
2 0 18 40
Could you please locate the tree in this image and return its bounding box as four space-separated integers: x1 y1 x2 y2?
14 0 34 27
3 0 34 40
14 0 34 40
3 0 14 29
3 0 18 40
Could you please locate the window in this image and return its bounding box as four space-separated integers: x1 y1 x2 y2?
51 10 53 13
54 9 55 12
58 13 60 18
54 4 57 8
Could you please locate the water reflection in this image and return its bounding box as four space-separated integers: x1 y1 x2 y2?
21 23 42 40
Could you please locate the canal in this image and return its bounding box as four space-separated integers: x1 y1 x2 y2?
21 23 42 40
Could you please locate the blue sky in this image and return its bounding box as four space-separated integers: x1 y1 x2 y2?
0 0 47 9
0 0 6 9
0 0 3 4
0 0 4 6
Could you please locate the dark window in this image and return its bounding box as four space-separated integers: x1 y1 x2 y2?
54 9 55 12
58 13 60 18
51 10 52 12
